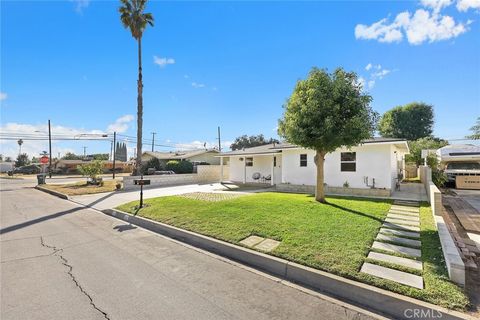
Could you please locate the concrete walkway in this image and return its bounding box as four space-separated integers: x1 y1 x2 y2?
391 183 428 202
69 183 261 211
361 200 424 289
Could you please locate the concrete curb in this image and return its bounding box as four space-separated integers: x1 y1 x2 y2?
35 185 70 200
103 208 473 320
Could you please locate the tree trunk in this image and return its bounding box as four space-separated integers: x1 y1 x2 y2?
314 150 326 203
136 37 143 176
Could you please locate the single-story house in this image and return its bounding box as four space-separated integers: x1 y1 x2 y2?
218 138 409 196
142 149 220 166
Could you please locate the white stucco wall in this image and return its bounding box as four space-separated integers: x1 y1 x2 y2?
282 144 396 189
229 155 275 183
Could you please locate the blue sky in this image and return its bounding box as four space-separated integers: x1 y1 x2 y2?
1 0 479 158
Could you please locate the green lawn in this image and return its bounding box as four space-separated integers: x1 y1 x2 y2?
117 192 469 310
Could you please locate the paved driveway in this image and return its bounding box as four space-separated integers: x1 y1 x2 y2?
69 183 228 211
0 179 379 320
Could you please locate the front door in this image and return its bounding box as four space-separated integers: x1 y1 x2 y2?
273 155 282 185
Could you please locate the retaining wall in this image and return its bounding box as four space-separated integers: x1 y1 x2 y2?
275 183 391 197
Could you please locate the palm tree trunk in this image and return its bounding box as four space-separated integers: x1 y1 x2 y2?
136 37 143 175
314 150 327 203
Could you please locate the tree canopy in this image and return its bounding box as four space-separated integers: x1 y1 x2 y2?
278 67 376 202
405 137 449 165
230 134 280 151
378 102 434 140
467 117 480 140
15 153 30 167
62 152 83 160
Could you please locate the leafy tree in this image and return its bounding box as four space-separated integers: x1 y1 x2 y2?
378 102 434 140
78 160 104 184
165 160 193 174
31 156 39 163
278 67 376 202
62 152 82 160
406 137 449 165
230 134 280 150
15 153 30 167
5 156 13 162
119 0 154 175
467 117 480 140
0 154 3 162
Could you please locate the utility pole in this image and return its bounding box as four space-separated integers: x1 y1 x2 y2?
48 120 52 178
217 126 221 152
112 132 116 179
151 132 156 152
83 146 87 159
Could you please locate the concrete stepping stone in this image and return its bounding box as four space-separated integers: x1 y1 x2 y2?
394 200 420 207
388 209 419 217
383 222 420 232
376 234 421 248
385 218 419 227
372 241 421 258
239 235 265 247
367 252 423 271
361 262 423 289
254 239 280 252
379 228 420 239
387 214 420 222
391 205 419 213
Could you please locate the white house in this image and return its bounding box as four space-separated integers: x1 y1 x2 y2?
219 138 409 196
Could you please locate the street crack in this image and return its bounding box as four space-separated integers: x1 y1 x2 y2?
40 237 111 320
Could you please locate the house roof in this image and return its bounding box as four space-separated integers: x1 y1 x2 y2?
219 137 409 156
143 149 219 160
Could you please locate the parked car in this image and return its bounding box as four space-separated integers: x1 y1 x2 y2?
444 161 480 185
13 164 41 174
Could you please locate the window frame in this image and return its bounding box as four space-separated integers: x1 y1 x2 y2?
245 157 254 167
340 152 356 172
300 154 308 167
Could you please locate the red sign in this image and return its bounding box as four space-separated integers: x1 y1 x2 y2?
40 156 49 164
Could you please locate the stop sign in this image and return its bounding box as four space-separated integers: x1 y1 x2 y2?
40 156 49 164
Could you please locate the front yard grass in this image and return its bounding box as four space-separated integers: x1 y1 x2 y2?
117 192 469 310
42 180 120 196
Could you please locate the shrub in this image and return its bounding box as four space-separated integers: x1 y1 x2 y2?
78 160 104 185
426 155 447 187
166 160 193 174
141 158 164 174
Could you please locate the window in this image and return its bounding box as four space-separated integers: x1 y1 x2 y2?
245 157 253 167
273 156 277 167
341 152 356 172
300 154 307 167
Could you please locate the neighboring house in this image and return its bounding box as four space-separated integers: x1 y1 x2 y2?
54 159 131 173
142 149 220 166
219 138 409 195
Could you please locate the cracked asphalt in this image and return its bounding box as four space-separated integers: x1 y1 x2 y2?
1 179 383 320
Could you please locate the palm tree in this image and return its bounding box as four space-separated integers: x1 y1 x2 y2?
119 0 154 175
17 139 23 155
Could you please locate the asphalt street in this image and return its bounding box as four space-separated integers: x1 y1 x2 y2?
0 178 382 320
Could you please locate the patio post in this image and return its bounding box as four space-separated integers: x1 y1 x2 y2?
220 157 224 183
243 157 246 184
271 155 274 186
